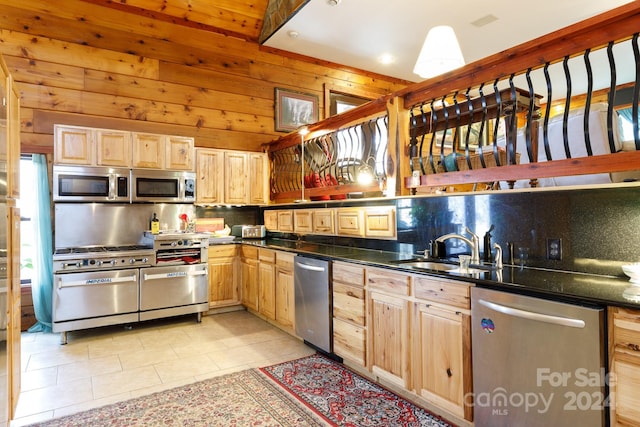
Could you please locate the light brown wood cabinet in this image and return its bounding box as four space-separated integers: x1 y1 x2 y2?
293 209 313 234
132 132 194 170
166 135 195 170
413 275 473 421
96 129 132 167
207 245 239 307
240 245 259 312
258 248 276 320
248 152 269 205
336 206 396 239
264 210 279 231
196 149 268 205
336 208 366 237
366 267 411 390
609 306 640 426
277 210 294 232
332 261 366 366
364 206 397 239
313 209 335 234
195 148 225 205
275 251 296 332
55 124 194 170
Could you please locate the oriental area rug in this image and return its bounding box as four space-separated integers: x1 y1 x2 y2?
27 354 455 427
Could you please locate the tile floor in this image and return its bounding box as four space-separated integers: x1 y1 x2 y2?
10 310 315 426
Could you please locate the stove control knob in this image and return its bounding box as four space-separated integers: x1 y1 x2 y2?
96 260 103 267
129 258 135 264
171 241 177 247
142 257 149 263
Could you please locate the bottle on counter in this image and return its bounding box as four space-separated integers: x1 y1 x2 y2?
151 213 160 235
483 225 494 263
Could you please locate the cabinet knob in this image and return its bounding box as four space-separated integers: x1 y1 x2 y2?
446 368 453 377
628 343 640 352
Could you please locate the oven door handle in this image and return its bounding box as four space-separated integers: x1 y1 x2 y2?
57 274 137 289
143 269 207 281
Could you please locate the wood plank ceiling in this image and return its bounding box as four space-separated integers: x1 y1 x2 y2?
81 0 271 42
0 0 408 153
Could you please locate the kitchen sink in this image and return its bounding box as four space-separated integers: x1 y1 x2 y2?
392 258 493 274
399 261 459 271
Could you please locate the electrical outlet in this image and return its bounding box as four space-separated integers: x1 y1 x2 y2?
547 238 562 260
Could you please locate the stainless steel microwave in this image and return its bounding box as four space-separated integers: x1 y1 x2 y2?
131 169 196 203
53 165 130 202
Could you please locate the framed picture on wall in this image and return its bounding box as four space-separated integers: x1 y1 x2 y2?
275 88 319 132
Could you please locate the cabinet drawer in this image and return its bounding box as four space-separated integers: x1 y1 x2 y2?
333 282 365 325
276 251 295 271
413 276 472 309
294 210 313 233
240 245 258 259
258 248 276 264
612 307 640 357
333 317 366 365
277 210 294 232
364 206 396 239
313 209 335 234
208 245 238 258
336 208 365 237
366 268 410 296
333 261 365 287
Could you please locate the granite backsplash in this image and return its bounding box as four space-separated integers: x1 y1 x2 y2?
260 183 640 277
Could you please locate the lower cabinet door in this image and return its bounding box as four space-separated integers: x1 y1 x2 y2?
368 290 409 389
415 302 472 421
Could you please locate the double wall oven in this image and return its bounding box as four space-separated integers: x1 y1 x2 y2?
52 203 208 344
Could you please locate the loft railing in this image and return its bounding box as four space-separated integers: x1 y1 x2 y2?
405 35 639 192
267 3 640 201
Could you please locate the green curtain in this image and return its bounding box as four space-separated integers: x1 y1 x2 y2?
28 154 53 333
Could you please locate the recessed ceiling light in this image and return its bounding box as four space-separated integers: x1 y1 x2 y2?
288 30 299 38
327 0 341 5
378 53 395 65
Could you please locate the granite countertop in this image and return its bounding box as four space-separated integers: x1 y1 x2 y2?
224 238 640 309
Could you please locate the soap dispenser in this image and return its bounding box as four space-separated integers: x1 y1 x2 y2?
483 225 494 263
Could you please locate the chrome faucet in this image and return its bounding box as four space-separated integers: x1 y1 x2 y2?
435 227 480 265
493 242 503 269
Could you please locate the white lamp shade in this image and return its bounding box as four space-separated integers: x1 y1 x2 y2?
413 25 465 79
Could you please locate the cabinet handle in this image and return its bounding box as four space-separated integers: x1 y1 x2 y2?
446 368 453 377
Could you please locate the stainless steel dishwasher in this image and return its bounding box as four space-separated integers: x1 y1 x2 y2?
471 287 606 426
294 256 332 353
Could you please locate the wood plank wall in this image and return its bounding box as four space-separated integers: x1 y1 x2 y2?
0 0 410 154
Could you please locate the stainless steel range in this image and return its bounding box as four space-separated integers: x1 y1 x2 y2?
138 232 209 322
52 244 155 344
52 203 207 344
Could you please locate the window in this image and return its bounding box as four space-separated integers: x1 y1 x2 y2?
18 156 35 285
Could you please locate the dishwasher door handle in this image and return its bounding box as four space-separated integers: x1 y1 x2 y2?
295 262 326 272
478 298 586 328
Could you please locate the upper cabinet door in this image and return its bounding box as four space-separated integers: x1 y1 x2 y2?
54 125 94 165
132 132 164 169
248 152 268 205
96 129 131 167
196 148 224 204
166 135 194 171
224 151 248 204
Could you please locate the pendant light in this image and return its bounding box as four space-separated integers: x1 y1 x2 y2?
413 25 465 79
